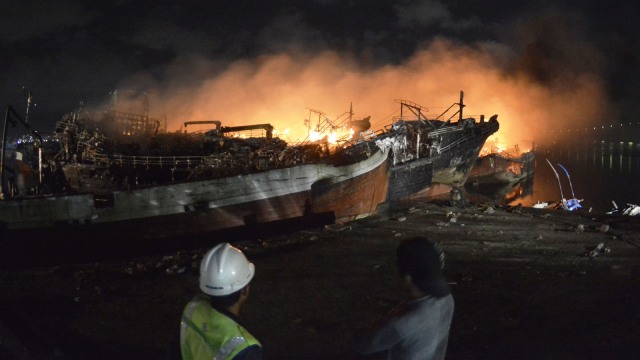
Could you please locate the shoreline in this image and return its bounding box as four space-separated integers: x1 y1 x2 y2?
1 201 639 359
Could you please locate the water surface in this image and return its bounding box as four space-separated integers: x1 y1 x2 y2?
509 140 640 212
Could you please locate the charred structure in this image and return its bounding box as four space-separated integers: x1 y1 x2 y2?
1 90 499 239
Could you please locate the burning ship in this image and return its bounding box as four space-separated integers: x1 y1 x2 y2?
1 89 500 241
467 143 535 185
464 139 535 206
0 92 390 241
376 91 500 201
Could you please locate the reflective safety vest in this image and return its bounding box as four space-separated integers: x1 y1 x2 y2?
180 296 261 360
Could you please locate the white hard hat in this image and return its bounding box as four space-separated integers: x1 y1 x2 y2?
200 242 255 296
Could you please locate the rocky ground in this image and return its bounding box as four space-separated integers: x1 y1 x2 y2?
1 201 640 359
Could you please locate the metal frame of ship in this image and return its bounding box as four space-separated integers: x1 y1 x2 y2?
375 91 500 201
0 92 390 241
1 90 501 240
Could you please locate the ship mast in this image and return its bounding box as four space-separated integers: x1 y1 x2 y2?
23 87 35 124
349 102 353 123
458 90 465 122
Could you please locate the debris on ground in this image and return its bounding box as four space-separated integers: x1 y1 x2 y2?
585 242 611 258
436 220 449 227
622 204 640 216
606 200 619 215
324 223 352 231
2 201 639 359
533 201 550 209
482 206 496 214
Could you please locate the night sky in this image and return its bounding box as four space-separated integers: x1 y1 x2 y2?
2 0 639 143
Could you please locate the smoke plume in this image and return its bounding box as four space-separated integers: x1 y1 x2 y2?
118 38 607 148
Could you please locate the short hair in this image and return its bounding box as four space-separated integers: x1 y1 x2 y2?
396 237 450 297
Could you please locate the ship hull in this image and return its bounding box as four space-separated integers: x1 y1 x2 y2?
387 117 499 201
388 157 434 201
429 119 500 187
0 149 389 241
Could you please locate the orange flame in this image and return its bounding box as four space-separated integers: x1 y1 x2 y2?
119 39 608 148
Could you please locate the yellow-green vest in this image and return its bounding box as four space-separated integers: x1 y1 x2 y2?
180 296 261 360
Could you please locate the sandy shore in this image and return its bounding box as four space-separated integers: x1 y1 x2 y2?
1 201 639 359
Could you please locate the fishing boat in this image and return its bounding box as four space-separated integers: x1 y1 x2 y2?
467 145 535 185
376 91 500 201
0 93 390 241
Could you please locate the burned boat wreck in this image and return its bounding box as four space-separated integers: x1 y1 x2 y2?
0 98 389 241
376 91 500 201
1 89 502 240
468 144 535 186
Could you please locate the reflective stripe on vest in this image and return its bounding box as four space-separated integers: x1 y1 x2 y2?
180 296 260 360
215 336 246 360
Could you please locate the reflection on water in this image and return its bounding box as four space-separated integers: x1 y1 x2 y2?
502 140 640 212
465 176 534 205
551 140 640 174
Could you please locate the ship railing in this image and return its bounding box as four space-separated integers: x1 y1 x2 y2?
55 121 79 134
82 151 315 170
390 115 439 131
84 153 210 168
427 126 460 137
438 133 475 153
395 99 429 119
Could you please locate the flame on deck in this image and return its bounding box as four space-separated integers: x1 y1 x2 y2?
309 127 355 145
481 135 533 157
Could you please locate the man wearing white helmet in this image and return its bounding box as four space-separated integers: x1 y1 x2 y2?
180 242 262 360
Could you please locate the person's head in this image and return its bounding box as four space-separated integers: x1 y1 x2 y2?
200 242 255 308
396 237 450 298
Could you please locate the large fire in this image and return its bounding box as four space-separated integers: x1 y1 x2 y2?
481 135 533 157
308 127 354 145
122 40 607 149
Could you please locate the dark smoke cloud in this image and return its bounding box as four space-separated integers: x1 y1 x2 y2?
1 0 636 146
0 0 96 42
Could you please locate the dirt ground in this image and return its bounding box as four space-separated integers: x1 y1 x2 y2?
1 201 640 359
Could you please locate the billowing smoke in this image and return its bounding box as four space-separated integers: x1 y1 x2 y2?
1 0 618 150
102 1 611 149
119 40 606 149
2 0 631 150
